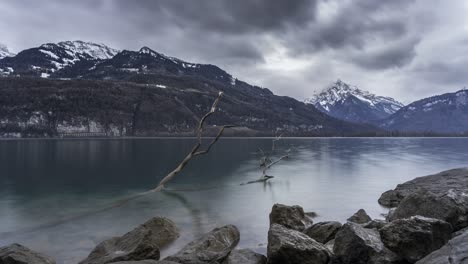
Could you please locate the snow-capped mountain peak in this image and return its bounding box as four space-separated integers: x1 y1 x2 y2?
304 79 404 123
56 40 119 60
0 44 15 59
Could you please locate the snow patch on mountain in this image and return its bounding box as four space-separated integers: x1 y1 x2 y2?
0 44 15 59
57 41 119 60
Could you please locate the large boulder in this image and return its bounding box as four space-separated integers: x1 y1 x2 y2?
415 231 468 264
378 168 468 208
333 222 402 264
364 219 388 230
0 244 56 264
267 223 331 264
165 225 240 264
380 216 453 263
388 189 468 231
109 261 176 264
222 249 266 264
303 221 342 244
347 209 372 224
269 204 312 231
80 217 179 264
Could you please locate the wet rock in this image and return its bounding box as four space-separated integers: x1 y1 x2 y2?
380 216 453 263
333 222 402 264
165 225 240 264
80 217 179 264
378 168 468 208
415 230 468 264
0 244 56 264
303 221 342 244
364 219 388 230
388 189 468 231
452 226 468 238
222 249 266 264
267 224 331 264
347 209 372 224
269 204 312 231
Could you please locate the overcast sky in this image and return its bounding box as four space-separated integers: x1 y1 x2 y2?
1 0 467 103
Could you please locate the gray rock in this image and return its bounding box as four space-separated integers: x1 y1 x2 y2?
415 231 468 264
165 225 240 264
347 209 372 224
303 221 342 244
380 216 453 263
452 226 468 238
80 217 179 264
378 168 468 208
222 249 266 264
333 222 402 264
325 239 335 253
364 219 388 230
267 224 331 264
0 244 56 264
109 261 173 264
269 204 312 231
388 189 468 231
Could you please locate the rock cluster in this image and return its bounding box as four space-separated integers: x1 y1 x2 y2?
1 168 467 264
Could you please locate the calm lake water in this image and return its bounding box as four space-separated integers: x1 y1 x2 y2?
1 138 468 263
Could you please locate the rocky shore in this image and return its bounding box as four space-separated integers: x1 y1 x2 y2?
1 168 467 264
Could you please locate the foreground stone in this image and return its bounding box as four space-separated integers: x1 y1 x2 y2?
303 221 342 244
363 219 388 230
380 216 453 263
110 261 176 264
269 204 312 231
222 249 266 264
378 168 468 208
0 244 56 264
267 223 331 264
333 222 401 264
165 225 240 264
347 209 372 224
415 231 468 264
388 189 468 231
80 217 179 264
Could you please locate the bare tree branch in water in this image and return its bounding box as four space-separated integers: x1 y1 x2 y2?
242 134 291 185
154 91 234 191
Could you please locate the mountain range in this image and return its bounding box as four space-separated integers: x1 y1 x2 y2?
0 41 378 137
304 80 404 124
0 41 467 137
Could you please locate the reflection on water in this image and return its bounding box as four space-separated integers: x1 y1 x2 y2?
1 138 468 263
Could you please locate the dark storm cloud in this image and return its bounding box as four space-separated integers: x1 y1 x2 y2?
112 0 317 33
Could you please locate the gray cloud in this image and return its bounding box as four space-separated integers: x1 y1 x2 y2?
0 0 467 102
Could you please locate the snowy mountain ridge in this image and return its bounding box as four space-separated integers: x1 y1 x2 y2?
304 80 404 123
0 44 15 59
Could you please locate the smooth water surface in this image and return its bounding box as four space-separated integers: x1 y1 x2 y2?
1 138 468 263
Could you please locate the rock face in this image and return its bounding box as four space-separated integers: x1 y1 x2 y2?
333 222 401 264
303 221 342 244
363 219 388 230
222 249 266 264
347 209 372 224
0 244 56 264
378 168 468 208
80 217 179 264
269 204 312 231
267 224 330 264
388 189 467 231
380 216 453 263
415 231 468 264
165 225 240 264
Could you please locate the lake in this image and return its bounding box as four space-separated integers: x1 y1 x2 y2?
1 138 468 263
